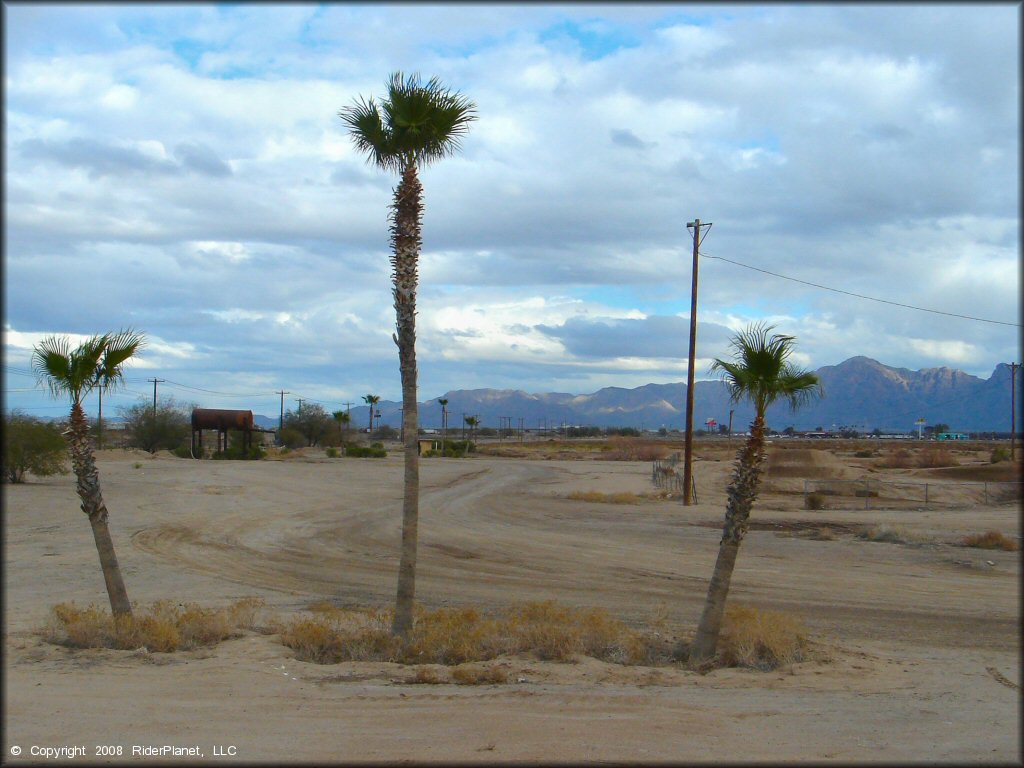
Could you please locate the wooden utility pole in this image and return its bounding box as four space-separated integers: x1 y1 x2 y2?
1011 363 1020 461
277 390 289 442
147 378 164 419
682 218 710 506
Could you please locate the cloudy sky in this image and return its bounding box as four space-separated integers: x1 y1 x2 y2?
3 2 1020 421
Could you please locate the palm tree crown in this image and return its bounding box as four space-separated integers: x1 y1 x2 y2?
339 72 476 173
709 323 821 418
32 330 146 405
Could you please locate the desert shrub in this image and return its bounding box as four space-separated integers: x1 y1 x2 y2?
854 449 875 458
958 531 1019 551
497 601 647 664
345 443 387 458
278 600 650 667
425 439 475 458
278 427 307 450
990 447 1010 464
42 598 264 652
171 443 195 459
403 607 498 664
451 664 509 685
211 442 264 460
716 605 809 671
283 404 334 447
805 492 826 510
409 666 444 684
878 448 913 469
602 437 670 462
916 446 956 468
813 527 836 541
2 412 68 483
856 525 916 544
569 490 644 504
325 447 339 458
279 607 398 664
119 397 193 454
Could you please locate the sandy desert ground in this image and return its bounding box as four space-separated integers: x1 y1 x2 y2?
3 440 1021 764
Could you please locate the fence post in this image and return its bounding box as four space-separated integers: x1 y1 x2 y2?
984 482 988 505
803 479 808 509
925 483 929 506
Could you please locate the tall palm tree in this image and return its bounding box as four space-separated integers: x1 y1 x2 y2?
341 72 476 638
32 329 146 617
688 323 822 664
438 398 448 454
362 394 381 434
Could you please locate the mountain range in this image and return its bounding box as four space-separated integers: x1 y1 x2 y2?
255 357 1022 434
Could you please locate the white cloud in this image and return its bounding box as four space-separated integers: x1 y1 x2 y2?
3 4 1019 416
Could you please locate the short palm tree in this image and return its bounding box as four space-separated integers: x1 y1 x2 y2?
688 323 822 664
464 415 480 442
341 72 476 638
332 409 351 443
362 394 381 434
32 329 146 617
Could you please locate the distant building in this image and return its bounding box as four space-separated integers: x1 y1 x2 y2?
936 432 969 441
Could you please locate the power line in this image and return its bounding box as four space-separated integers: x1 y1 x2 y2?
702 252 1021 327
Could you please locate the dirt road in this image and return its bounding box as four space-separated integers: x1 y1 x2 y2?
3 449 1019 763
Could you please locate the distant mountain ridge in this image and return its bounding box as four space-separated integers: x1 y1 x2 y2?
330 357 1021 434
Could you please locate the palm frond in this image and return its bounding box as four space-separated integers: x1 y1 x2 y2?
31 336 74 399
97 328 146 391
339 96 399 170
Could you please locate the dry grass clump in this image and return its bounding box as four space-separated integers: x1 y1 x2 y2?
876 448 914 469
278 605 398 664
43 598 266 652
451 664 510 685
716 605 810 671
856 525 917 545
601 437 670 462
916 446 957 468
958 530 1020 551
568 490 668 504
278 600 652 667
804 491 826 510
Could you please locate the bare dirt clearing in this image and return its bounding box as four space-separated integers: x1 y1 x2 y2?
3 444 1020 763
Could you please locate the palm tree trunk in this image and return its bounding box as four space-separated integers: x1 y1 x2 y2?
390 163 423 639
68 402 132 617
688 416 767 663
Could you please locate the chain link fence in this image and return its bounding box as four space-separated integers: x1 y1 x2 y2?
652 453 698 502
803 478 1023 510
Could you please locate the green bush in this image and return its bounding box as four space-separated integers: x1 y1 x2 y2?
211 443 264 460
119 397 193 454
426 440 475 458
2 412 69 483
345 443 387 458
325 447 339 458
278 427 306 450
990 446 1010 464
